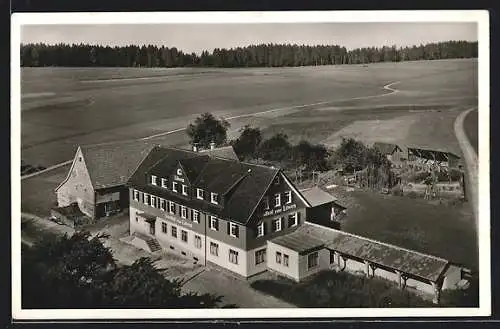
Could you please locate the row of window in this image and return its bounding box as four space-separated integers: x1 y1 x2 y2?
256 212 299 237
158 221 203 249
208 242 240 265
150 175 219 205
263 190 293 209
134 189 241 239
274 250 318 269
134 190 202 223
275 251 290 267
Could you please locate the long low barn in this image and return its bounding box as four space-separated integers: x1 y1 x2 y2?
267 222 468 304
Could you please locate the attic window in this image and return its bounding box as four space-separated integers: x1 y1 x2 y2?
263 197 270 210
274 176 280 185
285 191 292 204
161 178 168 188
78 156 82 162
172 181 178 192
151 175 157 185
274 193 281 208
182 184 188 196
211 192 218 205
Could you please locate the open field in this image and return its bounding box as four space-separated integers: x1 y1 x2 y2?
20 59 477 167
336 189 477 269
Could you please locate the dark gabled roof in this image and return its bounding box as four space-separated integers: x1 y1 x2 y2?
270 222 450 282
193 159 250 193
127 146 280 225
373 142 401 155
200 146 240 161
179 156 211 183
80 140 157 189
300 187 338 207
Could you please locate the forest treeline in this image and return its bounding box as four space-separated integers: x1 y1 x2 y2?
21 41 477 68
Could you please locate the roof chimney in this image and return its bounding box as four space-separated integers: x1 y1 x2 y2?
210 141 216 150
192 143 199 152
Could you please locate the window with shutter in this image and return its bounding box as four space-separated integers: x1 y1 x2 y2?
229 222 239 238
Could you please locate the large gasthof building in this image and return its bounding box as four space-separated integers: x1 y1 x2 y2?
126 145 470 303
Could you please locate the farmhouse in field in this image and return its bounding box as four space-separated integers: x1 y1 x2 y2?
126 145 469 303
373 142 405 163
54 140 239 224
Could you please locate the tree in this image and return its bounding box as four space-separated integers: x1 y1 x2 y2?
22 231 226 308
231 125 262 160
186 112 230 149
257 132 292 162
333 137 368 173
291 140 329 172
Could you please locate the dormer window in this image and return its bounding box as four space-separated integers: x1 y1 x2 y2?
133 190 139 201
263 196 270 210
274 193 281 207
150 196 156 208
161 178 168 188
169 201 176 214
211 192 218 204
180 206 187 219
197 188 204 200
159 198 166 211
144 193 150 205
172 181 178 192
151 175 157 185
285 191 292 204
182 184 188 196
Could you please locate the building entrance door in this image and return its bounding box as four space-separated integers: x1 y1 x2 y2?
149 222 155 235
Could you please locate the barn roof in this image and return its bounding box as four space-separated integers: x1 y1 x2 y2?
269 222 449 282
128 146 283 225
80 140 157 190
373 142 401 155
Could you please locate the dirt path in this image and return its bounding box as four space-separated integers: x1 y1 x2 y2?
454 107 479 230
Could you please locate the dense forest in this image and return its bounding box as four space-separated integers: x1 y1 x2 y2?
20 41 477 68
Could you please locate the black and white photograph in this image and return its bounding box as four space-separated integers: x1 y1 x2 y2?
11 11 490 319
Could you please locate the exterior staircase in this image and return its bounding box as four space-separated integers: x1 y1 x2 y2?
146 237 162 252
132 232 162 253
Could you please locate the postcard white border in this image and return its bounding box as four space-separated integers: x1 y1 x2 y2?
11 10 490 320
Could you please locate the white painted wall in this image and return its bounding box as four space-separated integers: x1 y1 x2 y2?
130 206 206 262
442 265 463 290
298 248 330 280
266 241 300 281
206 236 248 277
246 246 269 277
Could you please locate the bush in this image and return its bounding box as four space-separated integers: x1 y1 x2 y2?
390 186 404 196
251 270 432 308
407 191 418 199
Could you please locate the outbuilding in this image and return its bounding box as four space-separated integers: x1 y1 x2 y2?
267 222 470 304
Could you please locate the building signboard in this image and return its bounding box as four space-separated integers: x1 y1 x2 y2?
161 213 193 228
263 203 297 217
